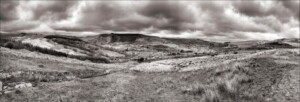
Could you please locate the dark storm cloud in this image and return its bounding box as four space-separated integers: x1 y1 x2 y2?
0 21 39 32
234 1 266 17
0 1 19 22
78 2 128 30
77 1 197 32
112 15 153 31
76 1 155 32
198 1 269 34
233 1 296 22
197 1 228 33
30 1 77 21
280 0 300 21
138 1 197 31
253 16 282 32
0 1 299 41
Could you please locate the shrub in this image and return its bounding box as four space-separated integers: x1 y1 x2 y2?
38 65 44 68
70 69 105 78
4 42 14 49
204 89 220 102
15 90 22 94
137 57 145 63
180 50 185 53
169 53 177 56
210 53 218 57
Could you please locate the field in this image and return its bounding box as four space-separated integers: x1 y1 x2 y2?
0 33 299 102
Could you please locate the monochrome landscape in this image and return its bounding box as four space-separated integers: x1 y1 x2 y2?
0 0 299 102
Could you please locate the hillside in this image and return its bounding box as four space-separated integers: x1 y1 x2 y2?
0 33 227 63
0 32 299 102
1 46 299 102
1 33 298 63
231 38 300 49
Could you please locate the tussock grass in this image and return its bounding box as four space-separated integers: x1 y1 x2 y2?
182 62 253 102
1 69 107 84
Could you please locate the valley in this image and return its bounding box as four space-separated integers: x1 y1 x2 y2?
0 33 299 102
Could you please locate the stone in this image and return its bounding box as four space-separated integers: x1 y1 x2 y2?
11 71 23 77
15 83 32 89
0 73 12 79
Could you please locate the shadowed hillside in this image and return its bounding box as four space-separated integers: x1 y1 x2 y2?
0 32 299 102
1 33 298 64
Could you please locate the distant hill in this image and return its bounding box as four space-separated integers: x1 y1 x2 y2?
230 38 299 49
86 33 169 44
83 33 226 48
230 40 268 48
1 32 298 63
274 38 300 47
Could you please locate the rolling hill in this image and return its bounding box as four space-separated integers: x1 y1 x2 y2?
1 32 298 63
0 32 299 102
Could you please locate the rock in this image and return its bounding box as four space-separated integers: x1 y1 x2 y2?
66 75 76 80
0 73 12 79
105 70 111 74
266 98 272 101
156 88 164 94
15 83 32 89
11 71 23 77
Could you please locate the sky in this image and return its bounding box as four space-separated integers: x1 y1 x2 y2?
0 0 299 42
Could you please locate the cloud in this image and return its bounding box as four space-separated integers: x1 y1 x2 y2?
233 1 298 22
137 1 197 31
253 16 283 32
77 1 132 31
73 1 199 33
32 1 75 21
0 1 19 22
0 1 299 41
0 21 39 32
197 1 265 33
27 1 77 21
280 0 300 21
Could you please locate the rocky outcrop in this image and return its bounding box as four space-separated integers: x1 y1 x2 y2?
15 83 32 89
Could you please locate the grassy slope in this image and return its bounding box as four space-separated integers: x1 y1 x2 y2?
1 33 299 101
2 33 297 63
1 47 299 102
